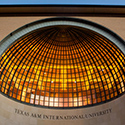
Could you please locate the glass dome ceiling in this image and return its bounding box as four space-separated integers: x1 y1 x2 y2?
0 25 125 108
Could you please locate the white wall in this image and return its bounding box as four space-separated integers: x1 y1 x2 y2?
0 94 125 125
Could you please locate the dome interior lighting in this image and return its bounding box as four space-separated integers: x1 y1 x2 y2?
0 25 125 108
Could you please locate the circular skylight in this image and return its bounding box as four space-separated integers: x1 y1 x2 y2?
0 18 125 108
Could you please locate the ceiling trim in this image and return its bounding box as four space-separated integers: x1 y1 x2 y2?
0 5 125 17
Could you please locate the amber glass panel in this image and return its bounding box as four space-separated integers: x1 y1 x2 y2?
0 26 125 108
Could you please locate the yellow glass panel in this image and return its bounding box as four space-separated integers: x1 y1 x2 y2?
0 25 124 108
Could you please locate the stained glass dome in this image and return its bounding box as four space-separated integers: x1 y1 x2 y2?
0 21 125 108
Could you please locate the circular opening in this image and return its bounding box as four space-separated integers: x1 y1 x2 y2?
0 18 125 108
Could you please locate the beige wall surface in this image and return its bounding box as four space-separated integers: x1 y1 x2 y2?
0 94 125 125
0 17 125 42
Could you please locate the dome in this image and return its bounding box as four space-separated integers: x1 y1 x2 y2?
0 19 125 108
